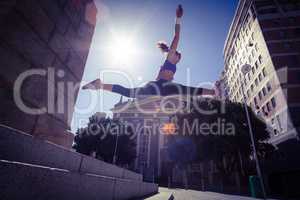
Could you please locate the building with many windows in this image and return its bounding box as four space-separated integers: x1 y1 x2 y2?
222 0 300 146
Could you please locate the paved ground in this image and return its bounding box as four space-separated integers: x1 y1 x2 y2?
141 187 277 200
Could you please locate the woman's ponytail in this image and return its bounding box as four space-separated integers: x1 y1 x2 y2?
157 41 169 53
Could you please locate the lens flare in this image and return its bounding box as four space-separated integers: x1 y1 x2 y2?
108 35 138 66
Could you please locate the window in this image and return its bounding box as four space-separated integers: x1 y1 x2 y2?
254 97 258 105
255 61 259 69
271 118 275 125
252 67 255 75
279 31 285 38
247 90 250 98
273 129 279 136
257 110 261 115
262 87 267 96
266 102 271 112
267 82 272 91
258 55 263 64
258 73 263 81
255 78 258 86
262 68 266 77
251 84 254 92
262 105 266 113
251 32 254 40
284 43 291 49
258 91 262 100
246 13 250 24
255 43 259 51
274 18 281 26
276 115 282 131
271 97 276 108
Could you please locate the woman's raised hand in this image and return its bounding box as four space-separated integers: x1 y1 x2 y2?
176 4 183 18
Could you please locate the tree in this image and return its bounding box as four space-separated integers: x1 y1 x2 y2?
73 114 136 167
166 98 275 191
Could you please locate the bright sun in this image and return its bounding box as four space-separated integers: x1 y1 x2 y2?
108 35 138 66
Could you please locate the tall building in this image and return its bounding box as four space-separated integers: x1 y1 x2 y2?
222 0 300 145
0 0 97 147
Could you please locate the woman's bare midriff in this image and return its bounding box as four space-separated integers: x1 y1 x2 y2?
156 70 174 81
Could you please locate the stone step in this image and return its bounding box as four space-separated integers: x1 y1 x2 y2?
0 159 157 200
0 124 143 182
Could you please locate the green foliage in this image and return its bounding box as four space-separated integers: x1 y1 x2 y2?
73 114 136 166
169 98 275 175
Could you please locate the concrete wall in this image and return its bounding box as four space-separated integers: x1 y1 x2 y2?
0 125 158 199
0 124 143 181
0 0 97 148
0 160 157 200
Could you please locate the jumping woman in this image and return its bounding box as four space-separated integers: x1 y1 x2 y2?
83 5 216 98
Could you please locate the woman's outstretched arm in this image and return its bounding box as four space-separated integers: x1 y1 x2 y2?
168 5 183 54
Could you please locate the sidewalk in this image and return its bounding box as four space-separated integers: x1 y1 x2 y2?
141 187 278 200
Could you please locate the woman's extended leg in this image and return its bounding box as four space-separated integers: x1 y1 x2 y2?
82 79 215 97
110 84 142 98
160 81 215 96
82 79 162 98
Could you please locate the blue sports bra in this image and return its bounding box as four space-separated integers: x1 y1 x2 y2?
160 60 177 73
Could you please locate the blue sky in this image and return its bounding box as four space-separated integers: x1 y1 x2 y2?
71 0 238 131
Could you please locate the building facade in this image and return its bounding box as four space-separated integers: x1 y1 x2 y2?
111 95 187 182
216 71 230 101
222 0 300 145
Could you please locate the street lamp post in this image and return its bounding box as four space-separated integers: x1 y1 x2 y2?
113 131 119 165
241 64 267 199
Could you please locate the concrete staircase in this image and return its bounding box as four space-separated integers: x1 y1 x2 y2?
0 124 158 200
